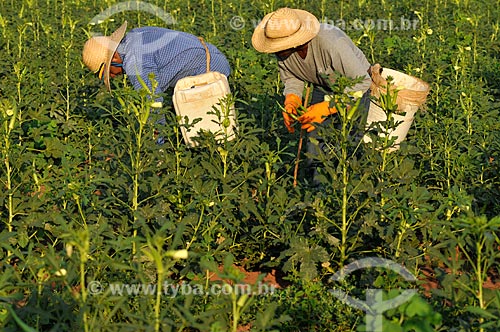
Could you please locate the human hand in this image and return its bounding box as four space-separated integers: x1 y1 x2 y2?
297 101 337 132
283 94 302 133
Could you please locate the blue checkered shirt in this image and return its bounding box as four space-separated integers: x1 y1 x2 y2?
117 27 231 95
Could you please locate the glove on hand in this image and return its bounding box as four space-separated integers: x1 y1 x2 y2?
297 101 337 132
283 94 302 133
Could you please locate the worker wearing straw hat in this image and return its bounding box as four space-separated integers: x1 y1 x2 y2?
82 21 231 99
252 8 371 133
252 8 372 183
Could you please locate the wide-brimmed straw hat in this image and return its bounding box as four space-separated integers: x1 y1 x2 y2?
252 8 320 54
82 21 128 92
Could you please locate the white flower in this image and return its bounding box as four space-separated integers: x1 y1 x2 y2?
55 268 67 277
66 244 73 257
166 249 188 260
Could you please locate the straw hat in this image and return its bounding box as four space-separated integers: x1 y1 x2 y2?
82 21 128 92
252 8 320 54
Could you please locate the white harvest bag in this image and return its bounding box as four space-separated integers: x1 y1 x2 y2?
363 65 430 151
173 38 237 147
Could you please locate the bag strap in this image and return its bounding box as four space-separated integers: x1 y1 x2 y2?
198 37 211 73
368 63 386 88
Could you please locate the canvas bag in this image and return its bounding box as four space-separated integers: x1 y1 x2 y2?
363 64 430 151
172 37 237 147
368 63 430 110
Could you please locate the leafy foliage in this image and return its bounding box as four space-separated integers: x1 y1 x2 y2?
0 0 499 331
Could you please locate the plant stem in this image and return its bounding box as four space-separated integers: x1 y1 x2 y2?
80 256 89 332
5 155 13 262
395 214 409 258
476 240 485 332
131 117 144 255
293 84 310 187
3 115 14 261
293 131 304 188
75 209 90 332
154 258 164 332
64 42 72 122
210 0 216 35
186 205 204 250
231 290 245 332
4 153 13 234
340 111 349 267
476 241 486 309
232 291 238 332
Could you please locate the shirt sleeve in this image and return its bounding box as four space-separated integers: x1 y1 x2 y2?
127 62 161 93
121 53 164 106
278 63 306 98
330 37 372 93
120 28 230 100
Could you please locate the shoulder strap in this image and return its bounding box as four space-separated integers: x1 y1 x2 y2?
197 37 211 73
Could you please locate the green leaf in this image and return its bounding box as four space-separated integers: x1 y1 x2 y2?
465 305 499 320
405 296 432 317
17 227 29 248
403 320 434 332
43 137 65 158
282 238 329 281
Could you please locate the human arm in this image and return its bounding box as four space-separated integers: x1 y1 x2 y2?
278 64 306 98
330 37 371 93
282 93 302 133
278 65 307 133
121 47 165 95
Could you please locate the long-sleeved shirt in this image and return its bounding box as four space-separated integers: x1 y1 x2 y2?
278 24 371 98
117 27 231 95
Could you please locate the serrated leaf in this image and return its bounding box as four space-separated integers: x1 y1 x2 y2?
405 296 432 317
282 237 329 281
465 305 499 319
17 228 29 248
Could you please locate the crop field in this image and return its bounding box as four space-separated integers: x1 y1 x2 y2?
0 0 499 331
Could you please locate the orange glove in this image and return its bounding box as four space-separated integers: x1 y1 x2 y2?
283 94 302 133
297 101 337 132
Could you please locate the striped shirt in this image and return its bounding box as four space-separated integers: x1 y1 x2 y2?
278 24 371 98
117 27 231 95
